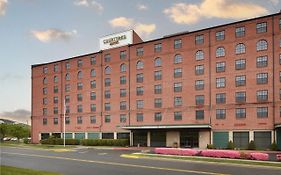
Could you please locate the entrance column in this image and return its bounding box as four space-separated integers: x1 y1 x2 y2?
130 132 133 146
147 131 151 147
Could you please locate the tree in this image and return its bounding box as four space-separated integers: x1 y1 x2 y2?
0 123 10 141
9 124 30 142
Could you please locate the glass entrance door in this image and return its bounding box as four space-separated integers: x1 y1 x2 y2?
180 131 199 148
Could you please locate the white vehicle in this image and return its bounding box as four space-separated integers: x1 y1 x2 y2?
11 137 18 141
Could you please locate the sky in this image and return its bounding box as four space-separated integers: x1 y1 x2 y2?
0 0 280 124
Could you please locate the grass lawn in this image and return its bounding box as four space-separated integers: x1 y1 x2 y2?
0 142 76 149
0 165 62 175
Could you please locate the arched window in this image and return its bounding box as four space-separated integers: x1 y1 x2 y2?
154 57 162 67
195 51 204 60
65 73 70 81
54 76 58 83
91 69 96 77
174 54 182 63
256 39 268 51
120 64 126 72
216 47 225 57
105 66 111 75
77 71 83 79
235 43 246 54
136 60 144 70
43 77 47 84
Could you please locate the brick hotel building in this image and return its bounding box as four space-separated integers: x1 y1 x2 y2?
32 12 281 149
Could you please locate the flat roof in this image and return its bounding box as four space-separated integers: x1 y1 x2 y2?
121 124 211 130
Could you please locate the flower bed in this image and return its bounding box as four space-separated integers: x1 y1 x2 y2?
249 153 269 161
154 148 199 156
276 154 281 161
200 150 240 159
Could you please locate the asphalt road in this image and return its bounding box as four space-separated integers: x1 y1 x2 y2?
1 146 280 175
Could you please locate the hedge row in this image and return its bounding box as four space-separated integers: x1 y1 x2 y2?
40 138 80 145
40 138 129 146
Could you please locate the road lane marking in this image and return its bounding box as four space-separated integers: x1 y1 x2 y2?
2 152 229 175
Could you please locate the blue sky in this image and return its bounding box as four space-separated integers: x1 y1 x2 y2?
0 0 280 123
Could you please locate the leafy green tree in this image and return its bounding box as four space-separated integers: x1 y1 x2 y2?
0 123 11 141
9 124 30 142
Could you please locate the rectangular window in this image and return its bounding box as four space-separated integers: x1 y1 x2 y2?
195 80 204 90
104 90 111 99
43 108 47 115
174 68 182 78
174 97 182 106
174 82 182 92
257 107 268 118
54 117 58 125
65 117 70 124
136 47 144 56
77 105 83 113
216 30 225 41
174 39 182 49
53 96 58 104
216 93 226 104
77 94 83 101
65 84 70 92
136 100 144 109
196 110 204 120
154 84 162 94
279 18 281 29
256 56 268 68
120 101 127 110
120 76 126 84
91 80 96 89
136 73 144 83
120 51 127 60
54 86 58 93
120 89 126 97
236 108 246 119
235 26 245 37
235 59 246 70
91 104 96 112
235 75 246 86
216 109 226 119
236 91 246 103
105 103 110 111
90 116 96 124
174 111 182 121
257 90 268 102
66 106 70 114
256 22 267 33
43 87 47 95
77 59 83 68
216 77 226 88
154 98 162 108
54 64 59 72
195 95 204 105
136 86 144 96
90 56 96 65
195 65 204 75
43 118 47 125
104 54 111 62
90 92 96 100
154 112 162 121
154 70 162 80
77 116 82 124
77 82 83 90
53 107 58 114
137 113 143 122
120 114 126 123
65 62 70 70
256 73 268 84
43 67 48 74
195 34 204 45
43 98 47 105
154 43 162 52
105 78 111 87
105 115 111 123
216 62 225 73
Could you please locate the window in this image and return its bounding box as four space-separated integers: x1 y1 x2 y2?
77 60 83 67
235 43 246 54
235 75 246 86
195 34 204 45
236 91 246 103
105 115 111 123
257 90 268 102
120 89 126 97
137 113 143 122
65 95 70 103
90 92 96 100
91 69 96 77
154 70 162 80
43 77 47 84
280 72 281 82
90 56 96 65
195 80 204 90
65 62 70 70
256 22 267 33
77 93 83 101
195 65 204 75
174 112 182 121
65 73 70 81
136 73 143 83
256 56 268 68
216 77 225 88
105 66 111 75
77 116 82 124
104 54 111 62
120 51 127 60
65 117 70 124
43 108 47 115
43 67 48 74
136 47 144 56
120 76 126 84
235 26 245 37
195 50 204 60
154 57 162 67
216 109 226 119
54 76 58 83
136 86 144 96
120 64 126 72
43 118 47 125
105 78 111 87
53 107 58 114
256 39 268 51
216 93 226 104
136 100 144 109
77 105 83 113
154 43 162 52
120 101 127 110
174 97 182 106
66 106 70 114
236 108 246 119
54 117 58 125
54 64 59 72
120 114 126 123
53 96 58 104
257 107 268 118
174 68 182 78
105 103 111 111
43 98 48 105
154 84 162 94
196 110 204 120
235 59 246 70
256 73 268 84
154 98 162 108
77 82 83 90
279 18 281 29
136 61 144 69
216 30 225 41
43 87 47 95
174 82 182 92
154 112 162 121
65 84 70 92
174 39 182 49
174 54 182 63
195 95 204 105
104 90 110 99
90 116 96 124
91 80 96 89
216 47 225 57
77 71 83 79
216 62 225 72
53 86 58 93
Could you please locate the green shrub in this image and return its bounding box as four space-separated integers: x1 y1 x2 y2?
207 144 214 149
270 142 278 151
80 139 129 146
227 141 235 150
23 138 30 144
248 140 256 150
40 138 80 145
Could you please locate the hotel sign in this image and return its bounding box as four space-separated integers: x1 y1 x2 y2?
99 30 133 50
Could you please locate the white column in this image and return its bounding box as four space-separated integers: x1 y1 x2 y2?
38 133 41 141
114 132 117 139
85 132 88 139
229 131 233 142
72 133 75 139
49 133 52 137
130 132 133 146
210 131 213 144
147 131 151 147
249 130 254 142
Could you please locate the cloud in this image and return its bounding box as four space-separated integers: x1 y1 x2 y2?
0 0 7 16
137 4 147 11
269 0 279 5
0 109 31 125
164 0 268 24
74 0 103 12
31 28 77 43
109 17 156 38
